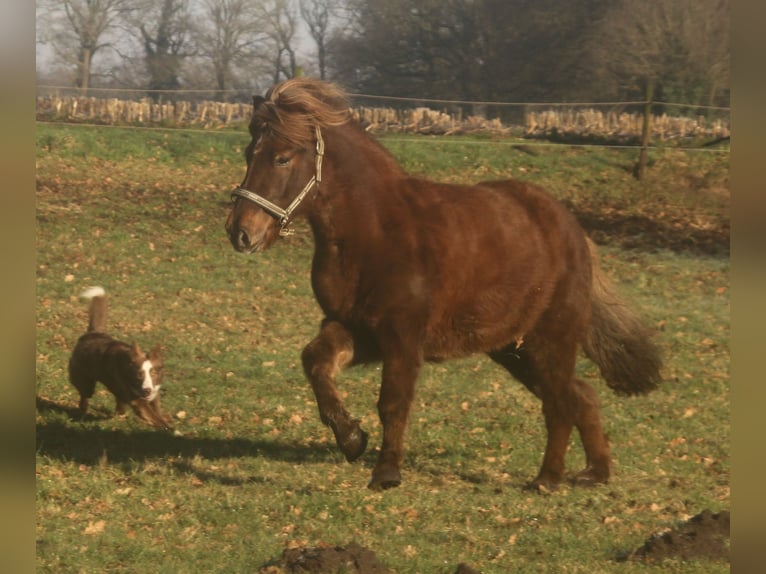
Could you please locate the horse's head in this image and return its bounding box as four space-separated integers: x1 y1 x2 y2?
225 96 320 252
225 79 350 253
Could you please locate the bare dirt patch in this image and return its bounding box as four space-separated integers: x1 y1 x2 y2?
574 207 729 257
619 509 730 563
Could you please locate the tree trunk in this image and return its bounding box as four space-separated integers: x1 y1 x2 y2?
318 42 326 80
79 47 91 95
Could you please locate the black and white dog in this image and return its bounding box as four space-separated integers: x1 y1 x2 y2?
68 287 172 429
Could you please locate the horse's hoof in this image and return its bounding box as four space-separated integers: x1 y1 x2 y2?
368 467 402 491
526 471 562 493
570 467 609 486
337 425 368 462
525 480 556 494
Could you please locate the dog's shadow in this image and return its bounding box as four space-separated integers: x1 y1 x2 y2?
36 396 343 482
36 395 113 422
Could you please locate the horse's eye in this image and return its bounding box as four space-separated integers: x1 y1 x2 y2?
275 155 290 167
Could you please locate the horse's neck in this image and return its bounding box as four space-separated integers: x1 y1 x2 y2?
309 126 404 240
334 124 404 180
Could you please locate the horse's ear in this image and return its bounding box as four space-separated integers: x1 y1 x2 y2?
252 95 265 110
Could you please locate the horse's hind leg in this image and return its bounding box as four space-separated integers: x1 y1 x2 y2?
489 346 568 487
538 374 611 488
301 320 368 462
568 377 611 485
489 339 610 489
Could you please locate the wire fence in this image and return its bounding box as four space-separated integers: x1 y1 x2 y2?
35 85 731 150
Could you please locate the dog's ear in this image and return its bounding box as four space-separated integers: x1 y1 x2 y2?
130 341 143 360
149 344 163 361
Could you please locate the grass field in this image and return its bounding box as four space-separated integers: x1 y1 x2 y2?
35 123 729 572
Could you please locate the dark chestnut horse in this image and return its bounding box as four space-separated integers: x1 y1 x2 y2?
225 78 662 491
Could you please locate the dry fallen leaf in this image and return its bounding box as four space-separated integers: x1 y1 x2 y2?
83 520 106 535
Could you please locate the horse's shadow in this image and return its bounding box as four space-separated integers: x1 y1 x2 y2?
36 396 343 483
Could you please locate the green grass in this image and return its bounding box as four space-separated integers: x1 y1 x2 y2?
36 124 729 572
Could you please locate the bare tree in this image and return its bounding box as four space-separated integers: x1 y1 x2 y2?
688 0 730 106
195 0 267 95
39 0 131 92
130 0 192 98
299 0 340 80
259 0 301 83
595 0 729 106
592 0 729 179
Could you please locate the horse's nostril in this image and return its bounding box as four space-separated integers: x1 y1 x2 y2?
238 229 250 249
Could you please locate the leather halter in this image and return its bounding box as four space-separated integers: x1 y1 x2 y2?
230 126 324 236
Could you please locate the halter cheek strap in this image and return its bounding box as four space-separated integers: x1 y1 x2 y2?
231 126 324 236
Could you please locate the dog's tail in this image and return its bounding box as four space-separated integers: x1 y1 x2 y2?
582 239 663 396
80 286 107 333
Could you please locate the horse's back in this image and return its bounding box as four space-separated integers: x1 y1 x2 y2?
399 176 587 281
384 177 591 358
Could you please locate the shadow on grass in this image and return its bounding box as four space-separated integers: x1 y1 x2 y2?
36 396 339 469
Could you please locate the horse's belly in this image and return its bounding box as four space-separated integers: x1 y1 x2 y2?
424 312 525 359
423 281 551 358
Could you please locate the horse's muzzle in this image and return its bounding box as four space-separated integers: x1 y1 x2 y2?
225 220 257 253
225 209 276 253
231 226 263 253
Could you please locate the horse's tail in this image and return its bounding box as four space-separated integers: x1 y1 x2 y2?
80 286 107 333
582 239 662 395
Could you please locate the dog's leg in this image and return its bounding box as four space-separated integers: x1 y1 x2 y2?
129 401 154 426
147 395 173 428
115 398 129 415
150 396 174 427
69 375 96 416
131 400 172 430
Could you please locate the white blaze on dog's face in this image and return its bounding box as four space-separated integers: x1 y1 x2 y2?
140 360 161 401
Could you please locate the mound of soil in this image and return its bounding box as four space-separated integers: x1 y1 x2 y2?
620 509 730 563
259 542 391 573
259 510 729 572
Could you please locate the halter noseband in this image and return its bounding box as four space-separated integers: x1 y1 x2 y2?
230 126 325 237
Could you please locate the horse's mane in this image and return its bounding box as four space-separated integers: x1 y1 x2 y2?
255 78 352 146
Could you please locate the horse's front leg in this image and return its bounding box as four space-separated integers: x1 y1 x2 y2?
301 320 368 462
369 346 423 490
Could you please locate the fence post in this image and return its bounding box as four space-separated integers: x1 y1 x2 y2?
635 79 654 180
